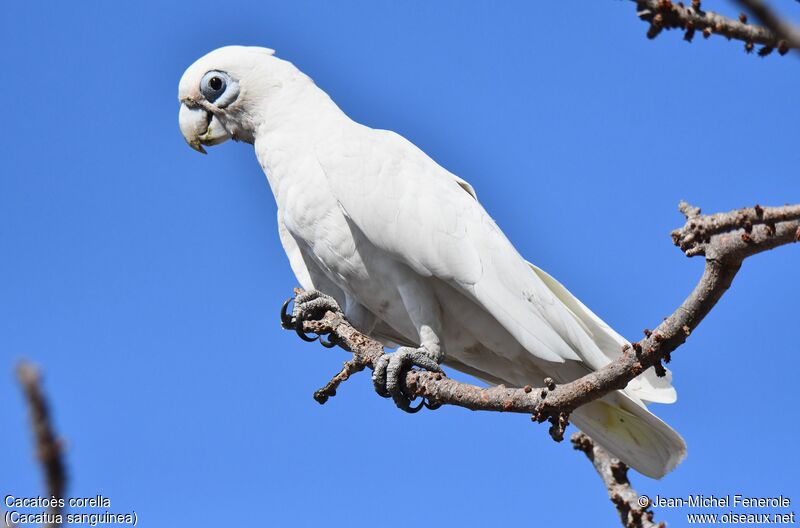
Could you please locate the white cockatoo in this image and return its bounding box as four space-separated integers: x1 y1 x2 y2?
178 46 685 478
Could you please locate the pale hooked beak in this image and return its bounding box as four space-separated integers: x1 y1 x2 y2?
179 103 232 154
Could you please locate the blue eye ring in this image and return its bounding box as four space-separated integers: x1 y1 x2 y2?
200 71 239 108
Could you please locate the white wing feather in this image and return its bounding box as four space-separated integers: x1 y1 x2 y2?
528 262 677 404
315 127 675 403
317 128 605 366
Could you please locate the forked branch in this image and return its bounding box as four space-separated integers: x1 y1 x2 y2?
291 202 798 438
572 432 664 528
286 201 797 528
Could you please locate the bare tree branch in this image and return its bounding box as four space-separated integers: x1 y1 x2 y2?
292 202 798 439
572 433 663 528
286 201 797 528
16 362 66 528
633 0 800 55
734 0 800 50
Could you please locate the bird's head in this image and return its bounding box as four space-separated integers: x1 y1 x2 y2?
178 45 284 154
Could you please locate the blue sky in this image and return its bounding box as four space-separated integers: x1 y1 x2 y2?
2 1 798 526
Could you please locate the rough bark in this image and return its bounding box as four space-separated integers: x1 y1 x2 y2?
572 433 664 528
295 202 798 437
287 201 798 527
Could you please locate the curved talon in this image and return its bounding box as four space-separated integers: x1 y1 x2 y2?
372 348 446 412
319 334 338 348
403 397 440 413
404 398 426 413
280 297 294 329
294 318 319 342
423 399 442 410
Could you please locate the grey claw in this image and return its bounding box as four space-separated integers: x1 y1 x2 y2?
372 354 391 398
285 290 342 343
292 290 342 322
372 347 444 413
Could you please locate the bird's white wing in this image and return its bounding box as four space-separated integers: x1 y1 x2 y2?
315 127 616 366
279 209 414 348
527 262 677 403
278 213 346 301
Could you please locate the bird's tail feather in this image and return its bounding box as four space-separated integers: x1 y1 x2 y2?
570 392 686 479
527 262 677 405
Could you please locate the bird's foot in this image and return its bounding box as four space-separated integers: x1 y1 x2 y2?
281 290 343 347
372 346 445 413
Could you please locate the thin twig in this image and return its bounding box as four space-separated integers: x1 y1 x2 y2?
313 358 369 404
572 433 664 528
633 0 799 55
16 362 66 528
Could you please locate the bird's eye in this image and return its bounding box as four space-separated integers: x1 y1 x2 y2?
200 70 236 105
